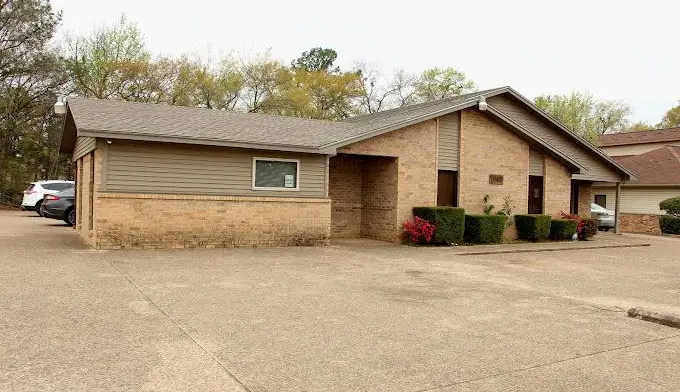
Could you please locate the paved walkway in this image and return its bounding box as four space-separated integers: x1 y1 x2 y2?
1 211 679 391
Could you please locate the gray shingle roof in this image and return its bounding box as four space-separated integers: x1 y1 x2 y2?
342 87 504 129
66 89 503 152
67 98 357 151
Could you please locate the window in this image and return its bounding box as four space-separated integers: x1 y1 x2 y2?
43 183 73 191
594 194 607 208
488 174 504 186
252 158 299 191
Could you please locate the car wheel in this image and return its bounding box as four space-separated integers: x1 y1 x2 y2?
35 200 43 217
65 208 76 226
604 227 610 232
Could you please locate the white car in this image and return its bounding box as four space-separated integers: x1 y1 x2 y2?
591 203 615 231
22 180 75 216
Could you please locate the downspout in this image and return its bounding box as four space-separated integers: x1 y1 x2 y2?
614 181 622 233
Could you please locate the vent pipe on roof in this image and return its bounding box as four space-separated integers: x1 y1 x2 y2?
54 96 67 115
478 96 488 111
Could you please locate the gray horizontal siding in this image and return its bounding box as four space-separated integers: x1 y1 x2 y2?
438 113 460 170
105 141 327 197
529 148 544 176
73 136 96 161
488 95 622 182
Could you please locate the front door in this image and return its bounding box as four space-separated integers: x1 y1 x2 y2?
437 170 458 206
528 176 544 214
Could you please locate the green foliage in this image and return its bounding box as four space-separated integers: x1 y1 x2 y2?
413 67 476 103
482 194 494 215
549 219 578 240
464 215 506 244
66 15 151 99
659 196 680 218
291 47 339 73
413 207 465 245
0 0 71 202
658 102 680 128
659 215 680 235
628 121 654 131
514 215 552 241
535 92 630 144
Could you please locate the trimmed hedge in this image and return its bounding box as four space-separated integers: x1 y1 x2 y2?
464 214 506 244
659 215 680 234
514 214 552 241
660 196 680 217
549 219 578 240
413 206 465 245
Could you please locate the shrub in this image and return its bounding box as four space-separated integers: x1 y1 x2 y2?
560 212 597 240
549 219 578 240
659 196 680 218
464 214 506 244
413 207 465 245
514 214 552 241
581 218 598 238
659 215 680 235
403 216 436 244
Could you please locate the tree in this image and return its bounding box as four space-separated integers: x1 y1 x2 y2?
0 0 69 201
658 101 680 128
629 121 654 131
239 54 287 113
170 58 243 110
291 47 339 73
266 68 362 119
535 92 631 143
412 67 476 103
65 15 152 100
354 64 398 114
593 100 631 135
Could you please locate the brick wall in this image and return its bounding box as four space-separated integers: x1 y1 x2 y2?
360 156 398 241
459 109 529 216
620 213 661 234
93 194 331 249
329 155 362 238
544 155 572 217
338 121 437 241
578 182 593 219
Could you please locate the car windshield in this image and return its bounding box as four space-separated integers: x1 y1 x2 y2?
591 203 606 211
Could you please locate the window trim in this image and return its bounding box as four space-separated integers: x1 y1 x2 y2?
252 157 300 191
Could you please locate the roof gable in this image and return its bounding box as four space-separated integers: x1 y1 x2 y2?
336 87 634 180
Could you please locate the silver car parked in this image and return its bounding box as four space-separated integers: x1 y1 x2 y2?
591 203 615 231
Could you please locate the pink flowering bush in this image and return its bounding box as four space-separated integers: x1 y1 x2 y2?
403 216 436 244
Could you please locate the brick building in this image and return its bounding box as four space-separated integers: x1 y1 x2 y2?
59 87 634 249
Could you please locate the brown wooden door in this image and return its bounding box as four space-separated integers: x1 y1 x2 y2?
437 170 458 207
528 175 543 214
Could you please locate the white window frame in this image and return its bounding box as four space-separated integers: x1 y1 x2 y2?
252 157 300 191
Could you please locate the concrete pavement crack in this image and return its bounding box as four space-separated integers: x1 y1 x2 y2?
412 333 680 392
107 260 252 392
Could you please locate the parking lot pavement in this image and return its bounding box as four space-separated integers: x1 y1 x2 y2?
1 210 679 391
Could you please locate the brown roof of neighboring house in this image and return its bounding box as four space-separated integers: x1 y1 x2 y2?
613 145 680 185
600 127 680 147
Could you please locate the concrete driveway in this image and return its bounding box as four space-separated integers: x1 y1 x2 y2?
1 211 679 391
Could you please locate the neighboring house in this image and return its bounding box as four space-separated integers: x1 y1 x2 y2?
595 127 680 233
59 86 633 249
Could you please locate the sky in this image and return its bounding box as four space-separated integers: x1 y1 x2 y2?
51 0 679 124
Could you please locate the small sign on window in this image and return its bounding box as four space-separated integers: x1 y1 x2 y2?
284 174 295 188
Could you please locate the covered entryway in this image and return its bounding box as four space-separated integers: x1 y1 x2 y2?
329 154 398 242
